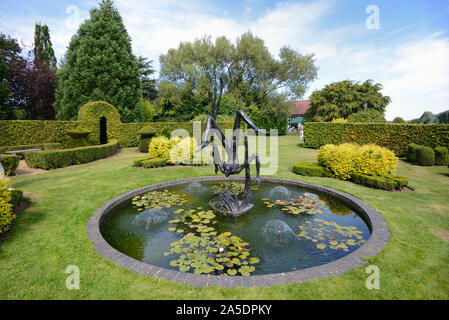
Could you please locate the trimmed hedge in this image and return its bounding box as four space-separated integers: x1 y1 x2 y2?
416 146 435 166
435 146 449 166
25 139 119 169
0 101 237 149
304 122 449 156
133 156 151 167
350 173 396 191
142 158 167 168
0 154 20 176
0 120 79 147
292 162 325 177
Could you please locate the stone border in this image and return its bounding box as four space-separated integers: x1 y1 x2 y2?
87 176 390 288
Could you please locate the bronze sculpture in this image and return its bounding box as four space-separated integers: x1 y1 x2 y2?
197 82 265 216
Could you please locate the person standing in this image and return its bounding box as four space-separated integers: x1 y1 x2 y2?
0 155 4 178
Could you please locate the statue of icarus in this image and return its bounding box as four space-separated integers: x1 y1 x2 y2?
197 78 266 216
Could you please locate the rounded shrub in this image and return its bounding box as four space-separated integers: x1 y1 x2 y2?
434 146 448 166
292 162 325 177
353 144 398 177
149 136 179 164
0 154 20 176
406 143 420 163
318 143 398 180
416 146 435 166
0 178 14 234
317 143 358 180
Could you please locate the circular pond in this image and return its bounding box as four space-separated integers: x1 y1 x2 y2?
89 177 389 286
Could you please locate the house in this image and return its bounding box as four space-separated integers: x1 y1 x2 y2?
289 100 311 121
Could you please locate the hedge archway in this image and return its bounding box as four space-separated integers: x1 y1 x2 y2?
77 101 123 145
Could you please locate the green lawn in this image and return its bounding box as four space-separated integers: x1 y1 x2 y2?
1 135 448 299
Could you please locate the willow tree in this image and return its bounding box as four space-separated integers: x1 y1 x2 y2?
54 0 141 122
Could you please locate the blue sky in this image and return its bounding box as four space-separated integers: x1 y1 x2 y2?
1 0 448 120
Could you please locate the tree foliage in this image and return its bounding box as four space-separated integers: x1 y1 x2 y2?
393 117 405 123
158 32 317 132
0 32 56 120
305 80 391 122
347 109 386 123
137 56 157 101
54 0 142 122
34 23 57 71
0 33 20 120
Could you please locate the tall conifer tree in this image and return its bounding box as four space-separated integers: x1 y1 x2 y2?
34 23 57 71
54 0 142 122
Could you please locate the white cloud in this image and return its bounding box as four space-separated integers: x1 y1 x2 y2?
1 0 448 120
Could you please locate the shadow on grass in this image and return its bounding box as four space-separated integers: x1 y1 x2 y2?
0 201 47 252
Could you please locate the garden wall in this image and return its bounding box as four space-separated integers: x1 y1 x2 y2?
304 122 449 156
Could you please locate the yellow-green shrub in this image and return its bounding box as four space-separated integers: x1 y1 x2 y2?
149 136 180 164
353 144 398 176
331 118 348 123
317 143 358 180
0 178 14 234
318 143 398 180
170 137 198 165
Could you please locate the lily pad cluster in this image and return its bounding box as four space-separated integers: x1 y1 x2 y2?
262 193 328 215
131 190 188 211
167 208 217 236
165 208 260 276
211 182 258 196
297 218 366 251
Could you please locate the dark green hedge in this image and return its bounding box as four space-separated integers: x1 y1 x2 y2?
304 123 449 156
435 146 449 166
142 158 167 168
292 162 325 177
0 154 20 176
350 173 407 191
416 146 435 166
25 139 119 169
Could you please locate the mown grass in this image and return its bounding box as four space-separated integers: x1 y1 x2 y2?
0 135 448 299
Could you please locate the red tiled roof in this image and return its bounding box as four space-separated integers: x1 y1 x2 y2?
290 100 311 116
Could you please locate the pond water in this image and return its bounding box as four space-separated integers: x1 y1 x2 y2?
100 181 371 276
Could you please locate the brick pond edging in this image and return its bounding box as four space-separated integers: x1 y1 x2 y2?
86 176 390 288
